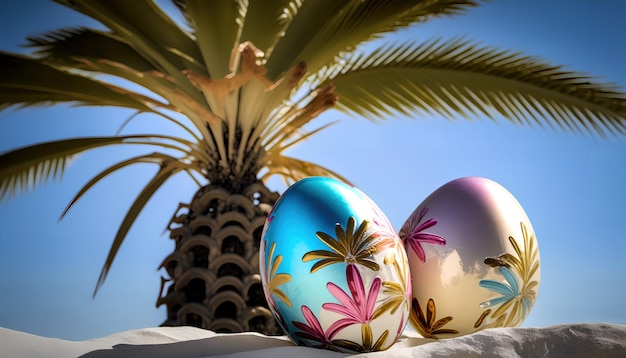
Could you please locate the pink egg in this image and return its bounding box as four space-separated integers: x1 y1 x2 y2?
399 177 540 338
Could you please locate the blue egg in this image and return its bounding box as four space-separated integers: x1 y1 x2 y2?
259 177 410 353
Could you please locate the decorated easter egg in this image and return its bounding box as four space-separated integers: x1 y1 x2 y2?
399 177 540 338
260 177 411 352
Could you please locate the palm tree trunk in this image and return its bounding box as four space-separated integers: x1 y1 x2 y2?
157 180 283 335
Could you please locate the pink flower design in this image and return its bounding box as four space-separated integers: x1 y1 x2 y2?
292 305 342 349
323 265 382 334
399 207 446 262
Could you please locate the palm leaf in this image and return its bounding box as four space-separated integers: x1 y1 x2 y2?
27 28 209 108
68 57 189 111
0 134 201 201
264 120 337 158
0 137 128 200
266 0 479 78
176 0 242 79
320 39 626 137
54 0 201 96
260 154 350 186
0 52 153 110
27 28 157 72
93 159 185 296
59 152 179 220
238 0 296 60
54 0 201 68
263 0 343 78
381 0 480 29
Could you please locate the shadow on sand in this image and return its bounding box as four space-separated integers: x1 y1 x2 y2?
78 333 348 358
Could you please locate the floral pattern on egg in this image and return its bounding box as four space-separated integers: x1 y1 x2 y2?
476 222 540 329
259 177 410 353
401 177 540 338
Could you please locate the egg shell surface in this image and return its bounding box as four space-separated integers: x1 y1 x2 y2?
260 177 411 352
400 177 540 338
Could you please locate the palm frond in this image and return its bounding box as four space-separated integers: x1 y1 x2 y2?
239 0 298 61
54 0 201 96
27 28 156 72
59 153 181 220
175 0 243 79
382 0 480 29
234 60 309 165
318 39 626 137
260 153 349 187
265 0 479 78
93 158 186 296
172 0 254 167
1 51 215 147
261 95 337 152
0 137 126 201
0 52 153 110
263 0 345 78
26 28 208 107
0 134 204 201
269 118 338 155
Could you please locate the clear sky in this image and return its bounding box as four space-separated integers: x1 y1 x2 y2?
0 0 625 341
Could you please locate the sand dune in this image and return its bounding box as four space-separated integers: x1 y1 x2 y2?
2 323 625 357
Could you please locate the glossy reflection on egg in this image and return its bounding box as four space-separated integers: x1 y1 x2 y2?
260 177 411 352
399 177 540 338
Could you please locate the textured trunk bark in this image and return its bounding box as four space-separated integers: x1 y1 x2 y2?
157 181 283 335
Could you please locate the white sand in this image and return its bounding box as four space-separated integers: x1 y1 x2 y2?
2 323 625 358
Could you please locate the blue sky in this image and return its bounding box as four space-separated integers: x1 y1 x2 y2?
0 0 625 341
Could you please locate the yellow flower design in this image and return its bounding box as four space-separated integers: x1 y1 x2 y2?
409 297 459 339
302 217 392 273
263 240 292 307
478 222 540 327
332 325 390 353
375 244 411 317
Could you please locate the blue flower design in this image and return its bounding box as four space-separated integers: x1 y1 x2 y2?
479 266 534 325
476 222 540 328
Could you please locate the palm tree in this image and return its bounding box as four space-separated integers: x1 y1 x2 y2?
1 0 625 335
